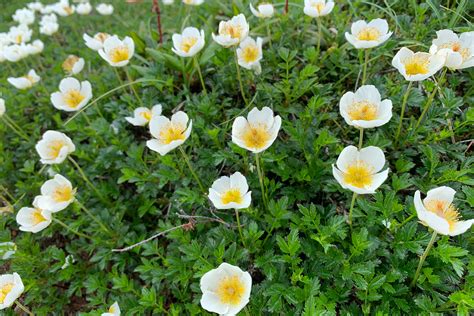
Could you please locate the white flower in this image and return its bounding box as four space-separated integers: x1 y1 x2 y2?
96 3 114 15
345 19 392 49
40 22 59 36
392 47 445 81
0 242 17 260
183 0 204 5
429 29 474 70
40 13 57 24
36 174 76 213
12 8 35 25
0 98 5 116
8 25 32 44
303 0 334 18
76 2 92 15
237 37 263 74
212 14 250 47
332 145 389 194
125 104 162 126
83 32 110 51
209 172 252 210
146 111 192 156
339 85 392 129
62 55 85 75
35 130 76 164
28 1 44 11
16 197 53 233
29 39 44 54
101 302 120 316
3 45 28 62
171 27 205 58
40 4 56 14
414 186 474 236
51 77 92 112
98 36 135 67
249 3 274 18
0 273 24 310
55 0 75 16
163 0 174 4
232 107 281 153
7 69 41 90
200 263 252 316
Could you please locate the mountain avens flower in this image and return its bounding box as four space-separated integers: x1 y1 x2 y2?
35 130 76 164
345 19 392 49
391 47 445 81
37 174 76 213
51 77 92 112
250 3 275 18
429 29 474 70
237 37 263 74
212 14 249 47
83 32 111 51
101 301 120 316
209 172 251 210
62 55 85 75
99 36 135 67
0 273 24 310
171 27 205 58
125 104 162 126
7 69 40 90
16 197 52 233
303 0 335 18
146 111 192 156
96 3 114 15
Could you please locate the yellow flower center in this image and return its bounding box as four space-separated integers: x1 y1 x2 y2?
242 124 271 150
0 283 13 304
32 209 47 225
180 37 198 53
313 2 325 13
424 199 460 230
216 275 245 306
109 306 116 313
15 34 23 44
439 42 470 61
109 46 130 63
348 101 378 121
403 55 430 75
62 55 80 73
343 160 374 188
222 24 243 39
95 32 110 43
23 75 36 84
53 186 73 202
159 123 186 144
357 27 381 41
241 45 259 63
48 140 65 158
140 111 152 121
64 90 85 108
221 189 243 205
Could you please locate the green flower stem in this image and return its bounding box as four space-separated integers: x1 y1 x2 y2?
15 300 34 316
125 67 143 106
52 217 93 241
178 147 206 194
395 81 413 145
68 156 111 207
1 117 29 141
255 153 268 210
361 49 370 85
4 114 28 136
234 49 248 106
267 24 272 47
415 68 447 130
348 192 357 228
75 199 112 235
113 67 124 87
193 56 207 95
411 231 438 287
358 128 364 149
316 17 322 57
235 209 246 248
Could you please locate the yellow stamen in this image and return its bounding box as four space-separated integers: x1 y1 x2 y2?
221 189 243 205
357 27 381 41
313 2 325 13
222 24 243 39
64 6 73 15
63 90 85 108
95 32 110 43
439 42 470 61
0 283 13 304
109 46 130 63
216 275 245 305
403 55 430 75
15 34 23 44
62 55 80 73
32 209 47 225
343 160 374 188
140 111 152 121
159 124 186 144
53 186 73 202
48 140 65 158
109 306 116 313
23 75 36 84
180 37 198 53
424 199 460 230
242 124 271 150
348 101 378 121
241 45 259 63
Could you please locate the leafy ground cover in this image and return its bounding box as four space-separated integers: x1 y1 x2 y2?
0 0 473 315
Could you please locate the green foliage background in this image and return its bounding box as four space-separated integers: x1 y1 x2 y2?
1 0 473 314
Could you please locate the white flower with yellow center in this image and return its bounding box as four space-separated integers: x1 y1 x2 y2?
200 263 252 316
35 130 76 164
29 39 44 55
51 77 92 112
0 98 5 117
212 14 250 47
250 3 274 18
16 197 53 233
303 0 334 18
414 187 473 236
345 19 392 49
8 25 32 44
101 301 120 316
7 69 41 90
339 85 392 129
76 2 92 15
146 111 192 156
3 44 28 62
429 29 474 70
12 8 35 25
332 146 389 194
54 0 75 16
0 272 24 310
237 37 263 74
99 35 135 67
392 47 445 81
83 32 111 51
172 27 205 58
183 0 204 5
96 3 114 15
40 21 59 36
28 1 44 12
62 55 85 75
37 174 76 213
126 104 162 126
209 172 251 210
232 107 281 153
